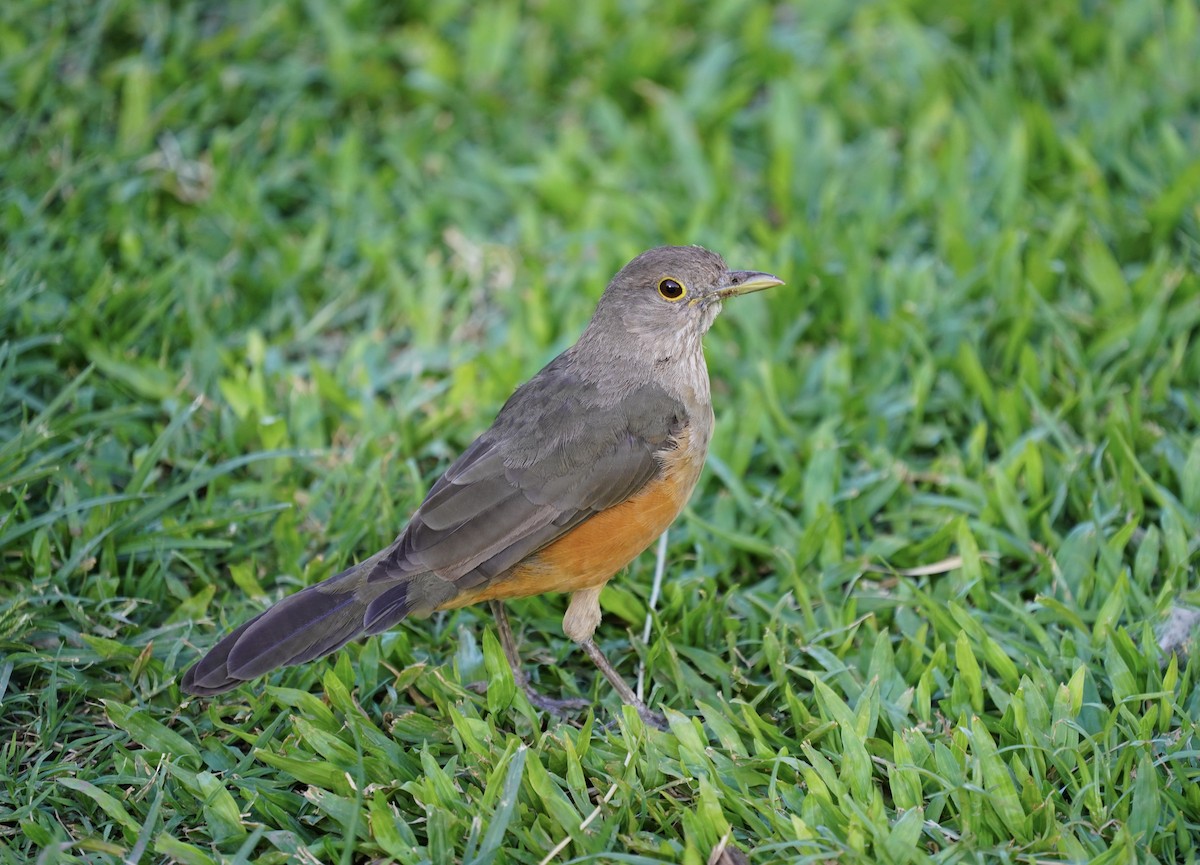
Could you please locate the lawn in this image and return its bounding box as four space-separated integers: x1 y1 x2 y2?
3 0 1200 862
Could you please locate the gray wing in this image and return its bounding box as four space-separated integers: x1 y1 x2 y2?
361 351 687 629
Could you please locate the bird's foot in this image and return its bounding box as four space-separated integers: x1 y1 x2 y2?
633 703 669 731
467 677 590 717
612 688 668 731
520 685 591 717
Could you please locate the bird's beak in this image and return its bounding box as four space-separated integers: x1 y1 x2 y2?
709 270 785 302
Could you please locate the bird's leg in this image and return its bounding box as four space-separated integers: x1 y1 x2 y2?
564 588 668 730
488 601 589 716
577 637 668 730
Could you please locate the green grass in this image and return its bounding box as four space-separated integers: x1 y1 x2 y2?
3 0 1200 862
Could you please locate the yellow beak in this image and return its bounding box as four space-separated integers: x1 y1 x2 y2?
711 270 785 301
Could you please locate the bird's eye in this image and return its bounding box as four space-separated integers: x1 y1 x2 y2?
657 277 686 301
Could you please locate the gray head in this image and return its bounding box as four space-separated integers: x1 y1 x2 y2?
580 246 783 356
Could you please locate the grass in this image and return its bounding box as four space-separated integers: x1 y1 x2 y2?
2 0 1200 862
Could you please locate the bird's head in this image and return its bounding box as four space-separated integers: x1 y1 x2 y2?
587 246 783 350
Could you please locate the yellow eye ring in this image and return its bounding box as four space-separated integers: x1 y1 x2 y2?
658 277 686 301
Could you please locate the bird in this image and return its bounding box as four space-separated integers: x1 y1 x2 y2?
181 245 783 727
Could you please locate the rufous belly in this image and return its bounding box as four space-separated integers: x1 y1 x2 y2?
441 426 706 608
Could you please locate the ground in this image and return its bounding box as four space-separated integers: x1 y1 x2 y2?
2 0 1200 863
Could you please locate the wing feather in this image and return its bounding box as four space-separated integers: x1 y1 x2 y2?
366 351 687 601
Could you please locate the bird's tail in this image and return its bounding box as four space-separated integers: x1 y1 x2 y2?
181 558 395 696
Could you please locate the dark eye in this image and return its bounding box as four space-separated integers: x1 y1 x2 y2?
658 277 685 301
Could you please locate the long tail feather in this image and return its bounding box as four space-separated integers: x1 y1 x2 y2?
181 561 393 696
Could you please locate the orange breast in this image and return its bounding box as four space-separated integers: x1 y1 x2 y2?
442 427 707 608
